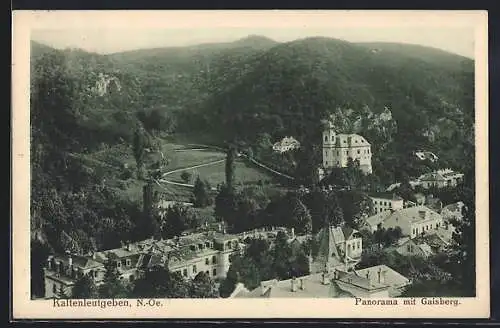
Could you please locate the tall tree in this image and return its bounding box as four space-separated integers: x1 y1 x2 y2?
143 181 160 239
225 145 236 190
192 177 210 208
133 123 146 179
214 183 237 224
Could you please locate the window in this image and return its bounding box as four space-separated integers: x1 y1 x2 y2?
407 244 411 252
357 241 361 249
325 161 328 166
193 265 197 274
337 151 339 156
183 269 187 277
126 259 131 267
53 284 57 293
206 270 209 275
325 136 328 141
213 268 217 276
94 271 98 278
116 261 121 268
205 258 209 265
212 256 217 264
337 161 340 165
357 150 360 154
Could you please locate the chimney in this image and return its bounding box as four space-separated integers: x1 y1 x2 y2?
68 254 73 267
322 272 329 285
291 227 295 239
218 223 222 232
299 278 305 290
92 252 96 260
418 210 426 219
381 270 386 284
377 268 382 283
126 242 131 251
291 277 298 292
47 258 52 270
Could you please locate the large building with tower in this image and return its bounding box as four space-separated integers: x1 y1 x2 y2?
322 120 373 174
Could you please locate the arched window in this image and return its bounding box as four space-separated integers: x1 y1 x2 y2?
324 136 328 141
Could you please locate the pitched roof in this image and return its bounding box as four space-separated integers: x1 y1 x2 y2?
368 192 403 201
368 205 442 226
240 274 355 298
52 254 103 270
353 265 410 289
334 134 371 147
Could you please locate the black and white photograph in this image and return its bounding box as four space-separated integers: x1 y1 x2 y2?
12 10 489 319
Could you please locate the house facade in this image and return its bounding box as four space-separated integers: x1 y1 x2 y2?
272 136 300 153
322 120 372 174
368 192 404 214
418 169 464 189
361 206 444 239
43 231 245 299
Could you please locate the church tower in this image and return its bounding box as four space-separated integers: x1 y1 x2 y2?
322 120 336 168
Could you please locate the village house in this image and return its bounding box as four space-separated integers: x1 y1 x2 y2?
322 119 372 174
43 228 247 299
441 201 465 221
272 136 300 153
367 192 404 214
309 225 363 274
44 252 105 299
395 237 435 258
361 205 444 239
418 169 464 189
414 151 439 162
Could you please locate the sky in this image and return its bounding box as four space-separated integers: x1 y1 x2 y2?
31 25 476 59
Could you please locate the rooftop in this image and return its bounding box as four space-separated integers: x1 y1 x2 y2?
353 265 411 289
364 206 442 228
235 273 355 298
368 192 404 201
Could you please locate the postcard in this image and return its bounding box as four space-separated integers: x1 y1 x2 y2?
11 10 489 319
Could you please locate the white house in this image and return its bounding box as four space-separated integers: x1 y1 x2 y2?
368 192 404 214
361 206 444 239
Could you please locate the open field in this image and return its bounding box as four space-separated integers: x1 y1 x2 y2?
167 159 274 187
164 149 226 171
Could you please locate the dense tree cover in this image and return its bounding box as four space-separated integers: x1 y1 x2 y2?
219 232 310 296
131 267 217 298
159 204 205 239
